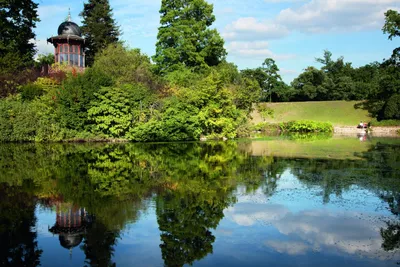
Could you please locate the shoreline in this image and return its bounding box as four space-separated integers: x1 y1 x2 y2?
334 126 400 137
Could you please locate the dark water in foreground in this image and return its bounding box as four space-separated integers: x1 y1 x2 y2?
1 137 400 267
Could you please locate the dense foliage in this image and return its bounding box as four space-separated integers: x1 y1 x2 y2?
0 42 259 142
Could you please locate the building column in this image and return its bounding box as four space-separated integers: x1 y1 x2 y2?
68 43 70 66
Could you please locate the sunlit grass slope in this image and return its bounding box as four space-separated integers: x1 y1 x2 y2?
251 101 372 126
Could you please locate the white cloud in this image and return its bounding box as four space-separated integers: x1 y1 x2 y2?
223 17 289 41
31 39 54 57
227 204 399 260
220 0 399 68
276 0 400 33
226 41 295 60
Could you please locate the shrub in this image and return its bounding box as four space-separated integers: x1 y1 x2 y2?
369 119 400 126
0 97 38 142
20 83 44 101
250 122 280 133
383 94 400 120
280 120 333 133
92 43 161 90
129 97 202 142
88 84 155 138
57 68 113 131
256 104 274 121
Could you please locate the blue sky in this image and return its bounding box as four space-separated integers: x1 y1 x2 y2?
34 0 400 83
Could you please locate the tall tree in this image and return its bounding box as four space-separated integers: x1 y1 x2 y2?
80 0 120 66
383 9 400 66
261 58 283 102
153 0 227 74
0 0 40 72
242 58 283 102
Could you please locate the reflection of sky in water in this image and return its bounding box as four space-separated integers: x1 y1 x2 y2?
33 171 399 267
214 171 399 266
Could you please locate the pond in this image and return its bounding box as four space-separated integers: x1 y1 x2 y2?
1 136 400 266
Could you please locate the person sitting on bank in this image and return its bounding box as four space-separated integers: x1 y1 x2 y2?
358 121 364 128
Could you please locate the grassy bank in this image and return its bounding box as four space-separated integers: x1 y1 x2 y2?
251 101 371 126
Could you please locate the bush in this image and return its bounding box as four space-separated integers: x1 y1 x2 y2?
369 119 400 126
20 83 44 101
383 94 400 120
280 120 333 133
92 43 161 90
250 122 280 133
129 97 202 142
57 68 113 131
256 104 274 121
88 84 155 138
0 97 38 142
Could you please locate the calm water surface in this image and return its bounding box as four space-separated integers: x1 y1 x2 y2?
1 137 400 266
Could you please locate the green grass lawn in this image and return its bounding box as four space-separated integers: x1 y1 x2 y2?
251 101 372 126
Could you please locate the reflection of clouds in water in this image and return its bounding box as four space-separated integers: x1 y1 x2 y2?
275 210 388 258
225 203 289 226
265 240 311 255
225 203 399 260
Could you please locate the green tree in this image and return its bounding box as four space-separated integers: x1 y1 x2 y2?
0 0 40 97
291 66 328 101
0 0 40 71
241 58 283 102
80 0 120 66
92 43 158 89
153 0 227 74
34 53 54 68
367 10 400 119
316 50 334 74
383 10 400 41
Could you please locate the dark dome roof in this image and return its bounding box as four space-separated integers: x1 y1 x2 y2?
59 233 83 249
58 21 82 37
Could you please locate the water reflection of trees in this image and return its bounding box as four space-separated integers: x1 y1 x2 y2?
156 192 230 266
0 142 268 266
0 183 42 267
1 141 400 264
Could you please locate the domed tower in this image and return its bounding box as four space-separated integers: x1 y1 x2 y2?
47 11 85 68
